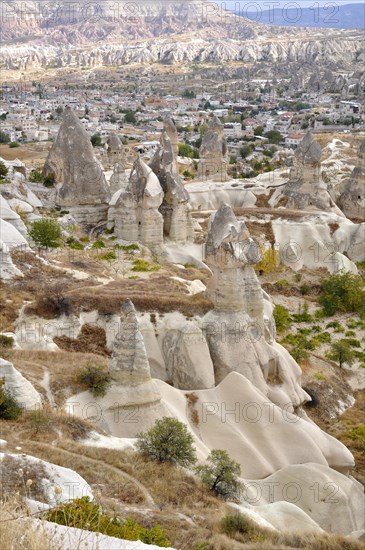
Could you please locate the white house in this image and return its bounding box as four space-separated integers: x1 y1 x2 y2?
285 133 305 148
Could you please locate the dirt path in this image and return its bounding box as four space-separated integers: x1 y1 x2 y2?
54 445 157 509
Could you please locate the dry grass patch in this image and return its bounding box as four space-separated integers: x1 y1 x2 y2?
71 276 213 317
22 441 145 505
0 497 62 550
57 441 218 511
54 324 110 357
0 281 33 332
5 349 109 405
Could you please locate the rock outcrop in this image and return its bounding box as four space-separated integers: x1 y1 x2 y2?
149 117 193 241
105 133 124 170
0 358 42 409
111 156 164 247
338 139 365 221
198 116 228 182
276 132 340 212
108 162 128 196
43 106 110 225
66 300 167 437
0 241 23 279
202 203 310 411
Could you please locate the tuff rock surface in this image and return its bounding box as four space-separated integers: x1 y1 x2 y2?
43 106 110 225
198 116 228 182
111 157 164 247
149 117 193 241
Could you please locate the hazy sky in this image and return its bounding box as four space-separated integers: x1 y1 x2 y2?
222 0 364 7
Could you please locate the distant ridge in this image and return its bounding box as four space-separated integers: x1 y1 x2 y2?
236 3 365 30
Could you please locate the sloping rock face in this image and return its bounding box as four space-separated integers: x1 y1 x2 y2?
149 117 193 241
0 195 28 238
198 116 228 182
275 132 338 212
43 106 110 225
111 157 164 247
105 133 125 170
109 162 129 195
338 139 365 221
66 301 168 437
202 203 309 411
0 241 23 279
0 358 42 409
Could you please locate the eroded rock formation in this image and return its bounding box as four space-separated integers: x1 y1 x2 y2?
198 116 228 182
66 300 167 437
0 358 42 409
276 132 339 212
105 133 124 170
338 139 365 221
149 117 193 241
202 203 310 411
43 106 110 225
111 156 164 247
109 162 128 196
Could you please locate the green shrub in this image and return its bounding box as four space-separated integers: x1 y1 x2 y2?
221 512 255 536
291 301 313 323
300 283 310 295
0 379 22 420
66 237 84 250
28 218 62 249
312 331 331 344
9 141 19 148
273 304 291 333
76 365 112 397
136 417 197 467
92 239 105 249
195 449 242 500
326 321 341 330
347 424 365 441
132 259 160 272
46 497 171 546
313 371 326 381
100 251 116 261
28 168 43 183
345 330 356 337
319 271 365 317
0 334 14 350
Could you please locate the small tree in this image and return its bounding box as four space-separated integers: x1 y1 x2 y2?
124 110 137 124
0 130 10 144
273 304 291 333
77 365 112 397
0 379 22 420
90 133 102 147
326 340 356 369
28 218 62 250
319 271 365 317
0 160 8 178
136 417 197 467
195 449 242 500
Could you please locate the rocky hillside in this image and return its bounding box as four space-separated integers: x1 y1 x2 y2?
1 0 363 71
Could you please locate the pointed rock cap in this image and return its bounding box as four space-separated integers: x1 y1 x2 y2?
163 116 178 153
110 299 152 385
207 203 250 247
200 115 227 158
127 156 163 202
295 132 322 164
107 133 123 153
206 203 258 263
44 106 110 206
